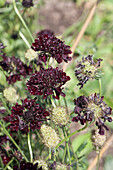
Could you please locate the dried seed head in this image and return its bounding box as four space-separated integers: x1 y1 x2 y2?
3 87 19 103
40 124 60 148
25 48 37 61
52 107 69 126
34 160 48 170
56 164 67 170
91 129 106 151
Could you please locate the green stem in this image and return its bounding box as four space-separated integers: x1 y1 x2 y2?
63 97 68 113
0 156 4 169
62 145 67 163
19 31 31 48
98 79 101 96
53 148 56 161
0 95 11 115
28 128 33 162
13 0 34 42
96 151 100 170
4 158 14 170
0 121 28 162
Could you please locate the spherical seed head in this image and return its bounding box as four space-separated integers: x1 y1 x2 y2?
34 160 48 170
56 164 67 170
40 124 60 148
91 129 106 151
25 48 37 61
52 107 69 126
3 87 19 103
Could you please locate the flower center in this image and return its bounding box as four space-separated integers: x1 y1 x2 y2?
83 61 96 77
88 102 102 119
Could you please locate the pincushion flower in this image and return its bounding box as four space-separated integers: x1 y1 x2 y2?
13 161 42 170
3 98 50 134
72 93 112 135
26 67 70 99
0 54 33 84
75 55 103 89
22 0 33 8
32 33 72 63
3 87 19 103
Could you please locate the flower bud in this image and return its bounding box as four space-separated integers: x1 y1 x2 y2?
3 87 19 103
25 48 37 61
40 124 60 148
52 107 69 126
91 129 106 151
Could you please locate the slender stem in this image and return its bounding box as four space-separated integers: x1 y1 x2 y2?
0 156 4 169
63 97 68 113
98 79 101 96
62 145 67 163
13 0 34 42
96 151 100 170
53 148 56 161
4 158 14 170
19 31 31 48
49 148 52 159
0 95 11 115
28 128 33 162
0 121 28 162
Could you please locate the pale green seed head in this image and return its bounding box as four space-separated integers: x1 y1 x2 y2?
25 48 37 61
34 160 48 170
3 87 19 103
56 164 67 170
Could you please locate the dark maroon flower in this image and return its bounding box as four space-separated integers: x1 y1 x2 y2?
26 67 70 99
0 54 33 84
4 98 50 134
13 161 42 170
32 34 72 63
37 29 54 37
22 0 33 8
72 93 112 135
75 55 103 89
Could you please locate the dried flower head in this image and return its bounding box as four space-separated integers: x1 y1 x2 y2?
52 107 69 126
3 98 49 134
25 48 37 61
34 160 48 170
26 67 70 99
91 129 106 151
56 164 67 170
22 0 33 8
40 124 60 148
75 55 103 89
32 33 72 63
0 54 33 84
72 93 112 135
3 87 19 103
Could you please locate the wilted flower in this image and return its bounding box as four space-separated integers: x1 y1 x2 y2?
22 0 33 8
72 93 112 135
0 53 33 84
3 87 19 103
25 48 37 61
13 161 42 170
75 55 103 89
32 33 72 63
91 129 106 151
34 160 48 170
52 107 69 126
40 124 60 148
26 67 70 99
3 98 50 134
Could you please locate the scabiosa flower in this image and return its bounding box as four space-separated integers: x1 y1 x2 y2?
13 161 42 170
37 29 54 37
0 54 33 84
72 93 112 135
26 67 70 100
3 87 19 103
32 33 72 63
51 107 69 126
91 129 106 152
75 55 103 89
22 0 33 8
40 124 60 148
25 48 37 61
3 98 50 134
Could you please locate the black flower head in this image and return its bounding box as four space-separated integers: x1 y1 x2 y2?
3 98 50 134
37 29 54 37
13 161 42 170
72 93 112 135
75 55 103 89
26 67 70 99
22 0 33 8
32 34 72 63
0 54 33 84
